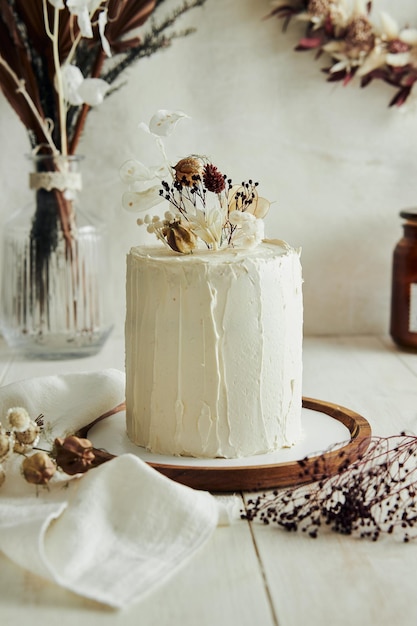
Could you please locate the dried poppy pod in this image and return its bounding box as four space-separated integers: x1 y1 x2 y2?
164 221 198 254
54 435 95 475
22 451 56 485
174 157 203 186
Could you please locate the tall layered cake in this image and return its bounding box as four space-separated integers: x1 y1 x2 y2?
121 111 303 459
125 241 303 458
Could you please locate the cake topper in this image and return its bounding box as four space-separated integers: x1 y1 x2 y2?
120 110 270 253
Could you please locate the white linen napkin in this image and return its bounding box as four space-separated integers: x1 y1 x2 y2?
0 369 226 608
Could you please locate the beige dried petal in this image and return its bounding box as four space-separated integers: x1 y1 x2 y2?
246 196 270 219
0 432 13 462
14 441 33 455
0 465 5 488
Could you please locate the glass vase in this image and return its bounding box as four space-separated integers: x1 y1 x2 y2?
0 154 113 359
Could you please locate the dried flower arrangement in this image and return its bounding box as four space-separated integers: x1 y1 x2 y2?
268 0 417 107
120 110 270 253
243 433 417 542
0 0 206 283
0 405 115 487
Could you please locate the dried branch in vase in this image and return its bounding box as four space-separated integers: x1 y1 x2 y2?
0 0 206 283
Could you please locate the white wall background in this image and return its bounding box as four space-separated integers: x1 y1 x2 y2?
1 0 417 338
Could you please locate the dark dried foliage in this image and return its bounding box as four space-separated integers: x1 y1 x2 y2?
243 434 417 542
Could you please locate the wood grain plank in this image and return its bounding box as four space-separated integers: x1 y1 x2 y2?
302 335 417 436
250 335 417 626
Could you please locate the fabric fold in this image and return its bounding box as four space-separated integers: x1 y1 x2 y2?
0 370 225 608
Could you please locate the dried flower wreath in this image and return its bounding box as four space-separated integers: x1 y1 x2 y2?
243 433 417 542
268 0 417 107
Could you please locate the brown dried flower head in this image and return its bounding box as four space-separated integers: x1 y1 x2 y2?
22 452 56 485
343 16 375 55
203 163 226 193
174 157 204 186
307 0 330 18
54 436 96 475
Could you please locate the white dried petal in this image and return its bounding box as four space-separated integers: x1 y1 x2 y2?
122 186 163 213
98 10 111 57
120 159 154 184
77 78 109 106
48 0 65 8
61 64 84 105
148 110 189 137
386 52 410 67
7 407 30 432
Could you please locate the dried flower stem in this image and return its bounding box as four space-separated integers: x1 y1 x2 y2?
0 55 58 155
51 6 68 155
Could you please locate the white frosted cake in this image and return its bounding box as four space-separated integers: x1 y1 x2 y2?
125 239 303 458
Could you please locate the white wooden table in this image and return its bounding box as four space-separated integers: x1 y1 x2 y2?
1 334 417 626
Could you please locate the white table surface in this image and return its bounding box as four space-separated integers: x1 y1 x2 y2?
1 334 417 626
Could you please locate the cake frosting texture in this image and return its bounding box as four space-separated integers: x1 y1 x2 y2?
125 240 303 458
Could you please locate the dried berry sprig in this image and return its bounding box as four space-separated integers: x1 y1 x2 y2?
243 434 417 542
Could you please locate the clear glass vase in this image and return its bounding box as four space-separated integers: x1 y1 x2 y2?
0 154 113 359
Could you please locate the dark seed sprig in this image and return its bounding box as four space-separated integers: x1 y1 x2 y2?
242 434 417 543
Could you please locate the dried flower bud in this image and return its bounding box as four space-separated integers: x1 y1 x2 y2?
203 163 226 193
13 421 41 453
54 436 96 475
164 221 198 254
7 407 30 432
0 431 14 462
22 452 56 485
174 157 203 186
